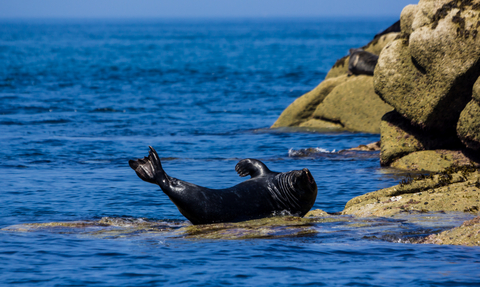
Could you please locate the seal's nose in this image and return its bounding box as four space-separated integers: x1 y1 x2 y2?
302 168 314 184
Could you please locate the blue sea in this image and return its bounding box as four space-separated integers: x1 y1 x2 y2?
1 18 479 286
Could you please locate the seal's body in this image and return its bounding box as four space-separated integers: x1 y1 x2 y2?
129 147 317 225
348 48 379 76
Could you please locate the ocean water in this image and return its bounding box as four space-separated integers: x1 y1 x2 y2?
1 18 479 286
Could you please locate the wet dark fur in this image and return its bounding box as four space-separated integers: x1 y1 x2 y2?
129 146 318 225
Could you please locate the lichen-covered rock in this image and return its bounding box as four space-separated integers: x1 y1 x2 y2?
374 0 480 132
271 75 349 128
325 33 398 80
457 99 480 150
421 216 480 246
311 75 393 133
381 111 462 165
342 168 480 217
391 150 478 172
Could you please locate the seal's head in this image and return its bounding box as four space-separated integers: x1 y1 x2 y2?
274 168 317 216
292 168 317 206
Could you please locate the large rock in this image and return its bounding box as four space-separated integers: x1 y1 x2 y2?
271 75 349 128
326 33 398 80
310 75 393 133
381 111 461 165
374 0 480 132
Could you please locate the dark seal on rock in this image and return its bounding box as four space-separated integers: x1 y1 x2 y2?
129 146 318 225
348 48 379 76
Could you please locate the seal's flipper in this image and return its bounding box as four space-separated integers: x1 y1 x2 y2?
129 146 165 185
235 158 272 178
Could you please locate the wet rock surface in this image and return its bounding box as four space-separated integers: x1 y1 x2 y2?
3 212 474 245
343 167 480 218
421 216 480 246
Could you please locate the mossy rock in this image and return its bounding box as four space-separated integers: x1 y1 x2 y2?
391 150 478 172
457 99 480 151
342 168 480 217
271 75 349 128
381 111 462 165
421 216 480 246
325 32 398 80
374 2 480 132
311 75 393 133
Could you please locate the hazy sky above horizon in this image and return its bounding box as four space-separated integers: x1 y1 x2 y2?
1 0 417 19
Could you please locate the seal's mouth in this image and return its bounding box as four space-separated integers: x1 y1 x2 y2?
302 168 315 184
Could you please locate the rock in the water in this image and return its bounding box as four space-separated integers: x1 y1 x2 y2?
374 1 480 132
305 209 329 217
311 75 393 133
421 216 480 246
342 168 480 217
457 99 480 151
348 141 381 151
380 111 461 165
271 75 349 128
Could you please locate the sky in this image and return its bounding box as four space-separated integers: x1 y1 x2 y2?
0 0 418 19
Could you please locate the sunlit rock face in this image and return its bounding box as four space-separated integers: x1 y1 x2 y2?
374 0 480 132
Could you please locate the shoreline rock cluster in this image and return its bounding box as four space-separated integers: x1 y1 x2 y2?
273 0 480 246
